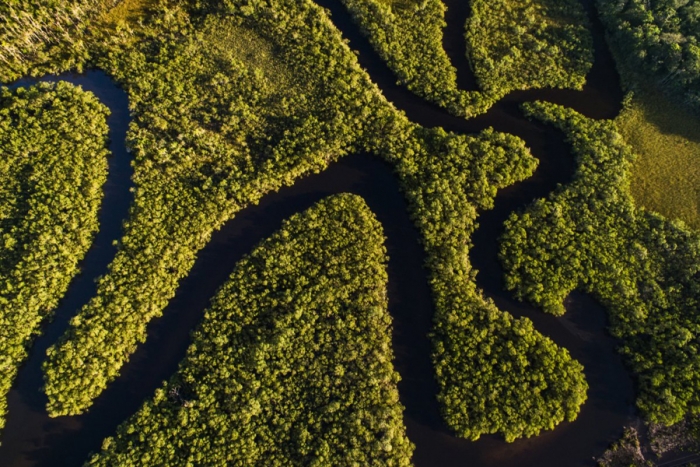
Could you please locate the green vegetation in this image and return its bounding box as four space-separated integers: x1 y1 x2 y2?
39 0 586 442
340 0 490 117
338 0 592 118
0 82 109 433
381 128 588 441
500 102 700 426
98 0 156 30
0 0 119 82
86 194 414 467
43 0 387 417
466 0 593 95
615 89 700 230
0 0 157 82
598 0 700 113
600 0 700 233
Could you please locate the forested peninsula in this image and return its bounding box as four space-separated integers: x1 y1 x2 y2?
501 102 700 426
86 194 414 466
0 82 109 433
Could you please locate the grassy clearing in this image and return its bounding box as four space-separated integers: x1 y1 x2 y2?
95 0 163 53
98 0 156 29
616 89 700 231
201 17 294 94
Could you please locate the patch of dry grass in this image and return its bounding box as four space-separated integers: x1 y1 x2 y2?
99 0 156 30
616 89 700 230
204 19 288 79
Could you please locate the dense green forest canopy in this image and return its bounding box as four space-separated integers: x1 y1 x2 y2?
338 0 593 118
395 128 588 441
466 0 593 95
87 194 414 466
500 102 700 426
0 82 109 434
34 0 588 442
5 0 700 461
340 0 488 117
598 0 700 112
43 0 397 417
0 0 119 81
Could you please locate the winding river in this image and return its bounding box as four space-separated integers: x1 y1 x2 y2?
0 0 637 465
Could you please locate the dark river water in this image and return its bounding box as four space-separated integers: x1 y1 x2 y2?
0 0 639 465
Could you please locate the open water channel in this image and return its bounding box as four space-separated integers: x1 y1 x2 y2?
1 0 639 465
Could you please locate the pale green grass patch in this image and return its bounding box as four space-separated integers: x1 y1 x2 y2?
617 90 700 230
201 17 295 95
99 0 156 29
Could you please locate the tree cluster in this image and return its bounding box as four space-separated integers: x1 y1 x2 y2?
86 194 414 466
337 0 593 119
500 101 700 426
0 0 122 82
340 0 494 118
370 126 588 441
0 82 109 434
43 0 390 417
466 0 593 96
598 0 700 112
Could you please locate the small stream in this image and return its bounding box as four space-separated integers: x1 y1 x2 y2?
0 0 637 465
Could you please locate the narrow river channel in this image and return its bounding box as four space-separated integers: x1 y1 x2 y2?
0 0 637 465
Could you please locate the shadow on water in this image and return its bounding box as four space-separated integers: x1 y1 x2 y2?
0 0 637 464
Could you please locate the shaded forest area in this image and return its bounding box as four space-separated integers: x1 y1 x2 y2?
599 0 700 113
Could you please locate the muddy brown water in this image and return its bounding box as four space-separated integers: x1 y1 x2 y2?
0 0 638 465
